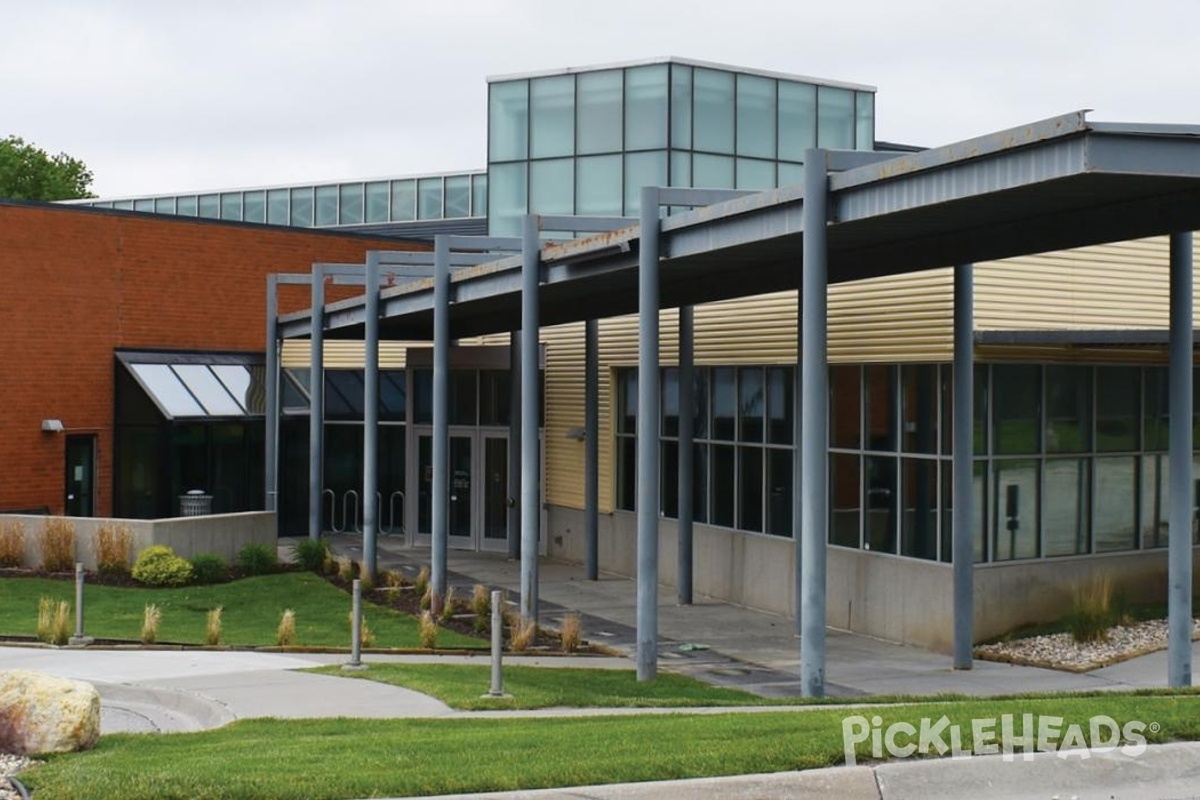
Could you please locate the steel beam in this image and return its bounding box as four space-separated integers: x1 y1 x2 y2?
584 318 599 581
307 265 325 541
1169 230 1194 688
800 151 829 698
508 330 522 560
520 216 540 622
637 187 661 682
362 253 380 581
264 275 279 515
431 236 450 612
677 305 694 605
952 263 975 670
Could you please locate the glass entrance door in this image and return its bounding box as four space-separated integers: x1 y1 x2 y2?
481 434 509 552
415 430 510 551
448 435 473 548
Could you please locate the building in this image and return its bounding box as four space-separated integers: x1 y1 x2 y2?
23 58 1200 679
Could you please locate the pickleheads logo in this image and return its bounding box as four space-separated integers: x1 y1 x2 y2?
842 713 1152 766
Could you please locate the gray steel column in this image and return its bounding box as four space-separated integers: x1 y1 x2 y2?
799 151 828 698
952 263 975 670
308 265 325 541
508 330 522 560
432 236 450 612
264 275 279 514
793 300 803 636
362 253 380 581
636 186 661 682
677 305 695 605
584 318 600 581
520 215 540 622
1168 230 1194 688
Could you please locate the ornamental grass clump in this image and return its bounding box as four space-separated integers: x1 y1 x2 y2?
205 606 224 646
509 614 536 653
39 518 76 573
294 539 329 573
418 611 438 650
414 565 430 600
1064 574 1115 643
95 523 133 576
440 586 457 624
276 609 296 647
471 584 491 633
141 604 162 644
347 609 375 648
37 597 70 645
559 612 582 654
0 520 26 568
337 557 354 583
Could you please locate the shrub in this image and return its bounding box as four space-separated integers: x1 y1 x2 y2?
276 609 296 647
236 543 277 576
418 611 438 650
205 606 223 646
1064 574 1115 643
189 553 229 585
39 518 75 573
560 612 581 654
0 520 26 568
37 597 70 645
132 545 194 587
95 523 133 576
141 604 162 644
294 539 328 572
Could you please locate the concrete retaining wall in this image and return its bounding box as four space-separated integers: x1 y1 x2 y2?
0 512 276 571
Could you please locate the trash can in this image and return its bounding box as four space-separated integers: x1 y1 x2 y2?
179 489 212 517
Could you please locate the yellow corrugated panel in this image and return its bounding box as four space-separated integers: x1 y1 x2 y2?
280 341 410 369
830 268 954 362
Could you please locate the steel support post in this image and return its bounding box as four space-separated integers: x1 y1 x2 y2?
432 236 450 612
362 253 380 581
308 265 325 541
800 151 829 698
677 305 695 605
636 187 661 682
793 302 803 636
952 263 975 670
264 275 279 514
520 215 541 622
584 318 600 581
1169 231 1194 688
508 331 522 560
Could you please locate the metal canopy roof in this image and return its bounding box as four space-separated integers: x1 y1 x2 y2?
279 111 1200 343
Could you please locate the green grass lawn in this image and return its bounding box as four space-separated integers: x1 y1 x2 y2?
21 693 1200 800
0 572 480 649
311 663 770 709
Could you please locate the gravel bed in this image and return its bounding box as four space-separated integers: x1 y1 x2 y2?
975 617 1200 672
0 753 35 800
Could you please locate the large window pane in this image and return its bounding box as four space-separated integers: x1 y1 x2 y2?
817 85 854 149
616 437 636 512
530 75 574 159
1045 365 1092 453
692 153 734 189
315 185 338 226
472 174 487 216
938 458 987 563
711 444 735 527
1043 458 1090 556
662 368 679 437
670 64 692 149
831 365 861 449
974 365 989 454
1141 454 1168 548
735 158 775 190
669 151 691 191
902 364 938 454
444 175 471 218
530 158 574 215
662 440 679 518
767 366 792 445
1144 367 1169 451
390 180 415 222
623 150 667 217
153 197 174 214
692 443 709 524
479 370 509 426
576 155 622 216
450 370 477 425
712 367 735 440
738 367 764 442
176 195 198 217
855 92 875 150
489 80 528 162
289 187 313 227
418 177 443 220
577 70 622 154
1094 456 1137 552
901 458 937 560
625 64 668 151
487 162 527 237
738 446 763 532
865 455 897 553
864 364 897 451
830 452 860 547
736 74 776 158
617 369 637 434
365 181 389 223
243 191 265 223
992 459 1039 560
198 194 219 219
693 68 735 154
692 366 709 439
267 189 288 225
338 183 364 225
1096 366 1139 451
766 448 792 537
992 364 1040 455
778 81 816 162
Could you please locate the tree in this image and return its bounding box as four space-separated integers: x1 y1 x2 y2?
0 135 94 201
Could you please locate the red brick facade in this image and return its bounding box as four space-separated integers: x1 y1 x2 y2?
0 201 425 516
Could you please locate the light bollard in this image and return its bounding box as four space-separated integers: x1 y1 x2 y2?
343 578 367 671
68 563 92 646
486 589 507 697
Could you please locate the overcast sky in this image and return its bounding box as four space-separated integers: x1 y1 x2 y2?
3 1 1196 198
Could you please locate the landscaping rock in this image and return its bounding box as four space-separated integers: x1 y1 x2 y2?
0 670 100 755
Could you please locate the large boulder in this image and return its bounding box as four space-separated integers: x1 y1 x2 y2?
0 670 100 755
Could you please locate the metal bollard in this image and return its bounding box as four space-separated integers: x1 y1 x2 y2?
343 578 366 671
487 589 506 697
69 563 92 646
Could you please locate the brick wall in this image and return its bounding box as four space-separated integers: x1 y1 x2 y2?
0 201 426 516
